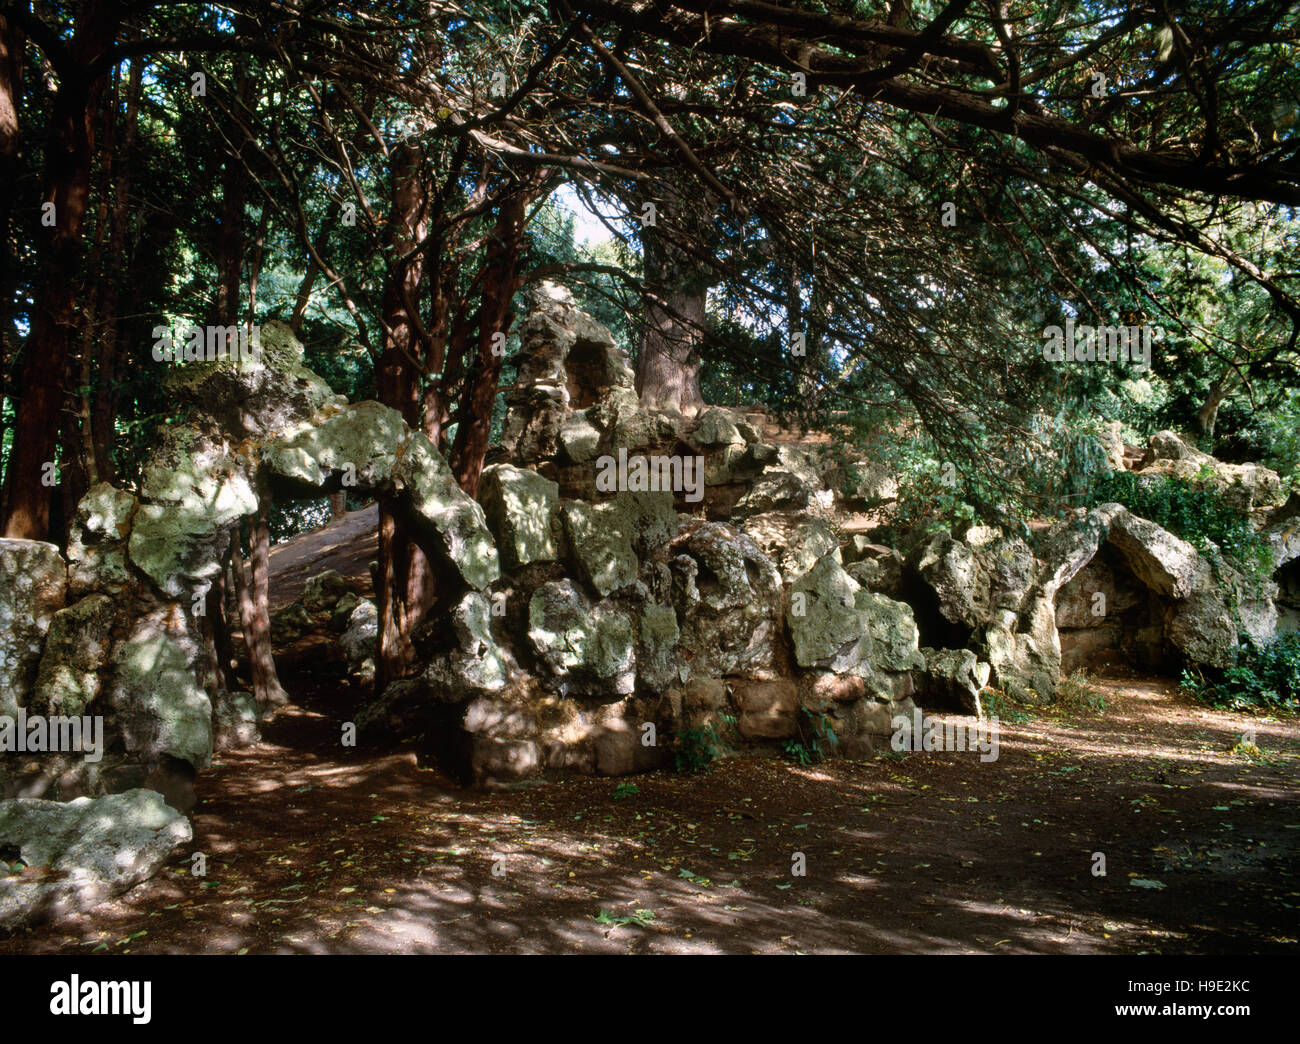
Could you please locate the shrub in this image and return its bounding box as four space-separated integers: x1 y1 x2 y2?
1053 669 1107 714
782 708 838 765
1181 632 1300 712
1085 470 1273 579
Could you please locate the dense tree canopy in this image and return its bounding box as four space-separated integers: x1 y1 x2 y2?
1 0 1297 563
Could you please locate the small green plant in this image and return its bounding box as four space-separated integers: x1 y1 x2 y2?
673 723 728 773
611 781 640 800
1181 632 1300 712
981 687 1031 724
593 908 656 928
783 708 838 765
1054 669 1107 714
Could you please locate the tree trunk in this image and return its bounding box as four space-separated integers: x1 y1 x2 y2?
634 186 712 415
90 55 140 485
375 142 433 689
1196 370 1235 440
231 501 287 714
450 189 528 495
1 1 120 539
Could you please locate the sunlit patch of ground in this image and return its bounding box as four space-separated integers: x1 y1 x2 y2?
1 669 1296 954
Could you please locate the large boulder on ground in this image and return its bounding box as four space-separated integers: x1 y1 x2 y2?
301 569 355 614
0 539 67 717
341 599 378 683
0 788 191 929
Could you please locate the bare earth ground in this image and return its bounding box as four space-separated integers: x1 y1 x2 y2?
1 654 1296 954
2 509 1296 954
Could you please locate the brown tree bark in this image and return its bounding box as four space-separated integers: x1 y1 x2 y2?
1 0 121 540
449 189 529 495
230 500 287 714
376 142 434 689
89 55 140 484
634 185 712 415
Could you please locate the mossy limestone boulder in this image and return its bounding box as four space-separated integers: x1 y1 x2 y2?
0 539 67 717
30 594 116 718
479 464 559 570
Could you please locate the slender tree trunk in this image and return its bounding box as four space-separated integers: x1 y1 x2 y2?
231 501 287 713
1196 370 1235 440
0 12 24 416
376 142 433 689
90 55 140 484
1 0 121 539
450 190 528 495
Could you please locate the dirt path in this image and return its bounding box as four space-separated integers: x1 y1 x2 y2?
266 505 378 611
2 657 1296 954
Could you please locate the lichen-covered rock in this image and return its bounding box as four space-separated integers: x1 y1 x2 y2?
788 553 868 671
66 484 136 597
668 521 782 677
835 461 898 509
106 607 213 772
855 591 925 673
845 544 905 598
0 788 191 929
557 413 602 464
560 492 678 598
0 539 67 717
165 318 342 437
341 599 378 683
301 569 354 614
423 592 515 701
527 580 635 696
735 469 817 516
212 689 259 750
693 407 745 448
262 400 405 493
479 464 559 570
270 603 315 645
741 512 839 582
391 432 500 592
29 594 116 718
914 532 989 631
1139 430 1285 513
916 648 990 715
637 601 681 691
560 500 639 597
129 429 258 598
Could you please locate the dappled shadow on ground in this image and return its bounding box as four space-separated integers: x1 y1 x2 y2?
2 671 1297 954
